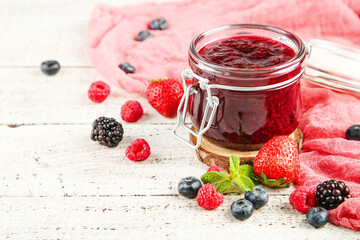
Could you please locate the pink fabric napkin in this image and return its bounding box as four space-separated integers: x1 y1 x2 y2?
87 0 360 230
295 82 360 230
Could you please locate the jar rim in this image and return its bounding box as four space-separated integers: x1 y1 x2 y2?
189 24 306 75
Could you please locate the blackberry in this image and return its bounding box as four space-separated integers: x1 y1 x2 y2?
316 180 351 210
91 117 124 147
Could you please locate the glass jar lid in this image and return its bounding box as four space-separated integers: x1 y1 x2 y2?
303 39 360 95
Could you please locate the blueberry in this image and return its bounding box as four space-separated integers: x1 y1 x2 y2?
119 63 135 74
137 30 153 41
230 199 254 220
178 176 202 198
41 60 60 76
244 186 269 209
345 125 360 141
306 207 329 228
150 18 168 30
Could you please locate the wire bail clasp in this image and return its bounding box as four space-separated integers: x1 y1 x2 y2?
172 69 219 149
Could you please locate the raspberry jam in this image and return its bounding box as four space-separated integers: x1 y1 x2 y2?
199 36 295 69
186 25 306 148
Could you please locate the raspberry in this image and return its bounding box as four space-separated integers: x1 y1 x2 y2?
125 138 151 161
121 100 143 123
207 165 229 173
289 186 318 213
88 81 110 103
197 184 224 210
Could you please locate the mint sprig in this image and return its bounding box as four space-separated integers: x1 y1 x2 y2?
201 155 258 193
201 171 232 193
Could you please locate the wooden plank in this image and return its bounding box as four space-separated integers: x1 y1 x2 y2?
0 0 173 67
0 124 198 197
1 196 358 239
0 68 177 125
0 124 294 197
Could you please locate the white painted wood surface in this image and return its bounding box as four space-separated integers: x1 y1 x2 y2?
0 0 359 239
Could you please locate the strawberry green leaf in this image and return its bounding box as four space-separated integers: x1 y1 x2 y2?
258 172 291 188
201 171 231 193
232 176 254 192
151 77 168 82
249 171 260 185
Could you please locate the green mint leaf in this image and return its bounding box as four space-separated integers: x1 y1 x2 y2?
232 176 254 192
229 155 240 179
238 164 259 186
201 171 231 193
238 164 253 177
213 180 232 193
201 171 230 184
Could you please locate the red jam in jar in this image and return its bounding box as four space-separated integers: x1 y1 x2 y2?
186 25 306 149
199 36 295 69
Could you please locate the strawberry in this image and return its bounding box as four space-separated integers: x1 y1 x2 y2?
253 136 300 187
146 78 184 118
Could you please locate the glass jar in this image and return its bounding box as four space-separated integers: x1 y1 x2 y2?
172 24 360 150
173 24 307 149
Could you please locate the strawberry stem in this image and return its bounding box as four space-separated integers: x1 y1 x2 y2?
257 172 291 188
151 77 168 82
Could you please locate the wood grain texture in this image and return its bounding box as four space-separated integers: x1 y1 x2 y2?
0 68 176 125
1 196 359 240
0 124 293 197
0 0 172 67
0 0 357 238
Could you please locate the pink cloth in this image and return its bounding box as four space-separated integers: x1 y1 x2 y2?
87 0 360 95
87 0 360 230
296 82 360 230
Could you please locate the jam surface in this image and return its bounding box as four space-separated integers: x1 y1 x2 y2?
190 36 302 146
199 36 295 68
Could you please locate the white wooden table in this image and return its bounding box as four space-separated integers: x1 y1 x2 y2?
1 0 359 239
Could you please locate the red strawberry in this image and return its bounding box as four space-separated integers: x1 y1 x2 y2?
253 136 300 187
146 78 184 118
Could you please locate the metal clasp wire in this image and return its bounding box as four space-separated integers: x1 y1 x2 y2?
172 68 305 149
172 69 219 149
